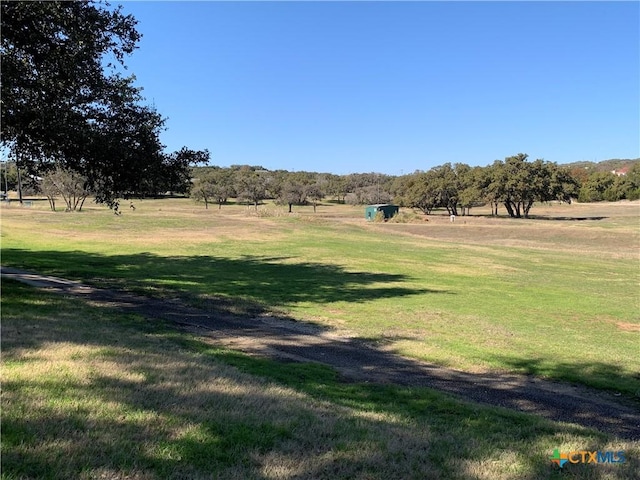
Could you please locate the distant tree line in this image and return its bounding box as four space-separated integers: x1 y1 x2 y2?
568 163 640 203
190 165 400 213
189 156 637 218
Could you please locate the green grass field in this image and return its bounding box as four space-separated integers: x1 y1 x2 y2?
1 197 639 478
2 198 639 395
3 279 638 479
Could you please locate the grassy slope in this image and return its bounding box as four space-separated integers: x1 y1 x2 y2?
2 279 638 480
1 199 638 397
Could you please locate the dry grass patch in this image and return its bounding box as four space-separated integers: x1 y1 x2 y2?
616 322 640 333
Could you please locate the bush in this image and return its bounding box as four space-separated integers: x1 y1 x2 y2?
373 211 386 222
388 211 422 223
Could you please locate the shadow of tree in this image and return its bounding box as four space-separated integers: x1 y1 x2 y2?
477 214 608 221
486 355 640 400
1 248 441 318
4 280 637 479
527 216 608 221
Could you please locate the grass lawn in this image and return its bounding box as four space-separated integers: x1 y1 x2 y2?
2 198 638 397
2 279 638 479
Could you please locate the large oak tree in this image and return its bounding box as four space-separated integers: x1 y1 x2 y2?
1 0 203 206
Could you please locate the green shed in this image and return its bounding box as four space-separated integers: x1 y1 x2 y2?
365 204 399 221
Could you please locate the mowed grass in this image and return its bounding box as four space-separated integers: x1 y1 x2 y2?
2 198 639 397
2 279 639 480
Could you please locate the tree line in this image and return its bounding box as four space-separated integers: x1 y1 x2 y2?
3 153 636 217
188 156 639 218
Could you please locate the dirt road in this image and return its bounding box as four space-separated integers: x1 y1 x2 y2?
3 266 638 440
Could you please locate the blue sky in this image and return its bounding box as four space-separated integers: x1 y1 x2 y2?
120 1 639 175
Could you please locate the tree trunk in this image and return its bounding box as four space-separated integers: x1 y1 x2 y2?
16 166 23 205
504 201 515 218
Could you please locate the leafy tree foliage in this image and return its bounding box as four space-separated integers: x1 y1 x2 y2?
191 167 235 209
620 163 640 200
277 179 306 212
325 174 349 203
391 172 437 214
235 167 268 209
481 154 578 218
577 165 640 202
272 171 327 212
306 182 325 212
161 147 210 195
457 165 485 215
391 155 578 218
1 162 19 192
1 1 205 206
190 156 625 217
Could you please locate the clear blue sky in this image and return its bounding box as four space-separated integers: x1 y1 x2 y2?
120 1 639 175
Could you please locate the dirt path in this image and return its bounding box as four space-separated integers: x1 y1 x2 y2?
3 266 639 441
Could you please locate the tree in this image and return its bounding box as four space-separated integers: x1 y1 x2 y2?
306 181 325 213
0 161 19 194
235 167 268 209
161 147 210 195
476 161 505 216
429 163 460 215
277 179 306 213
39 167 90 212
191 167 235 209
457 165 484 215
392 172 438 214
619 163 640 200
0 1 179 206
325 174 349 203
191 177 215 210
548 163 579 203
491 154 578 218
87 98 167 204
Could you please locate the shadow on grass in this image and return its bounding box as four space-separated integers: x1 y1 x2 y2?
4 280 637 480
487 355 640 400
1 248 440 318
476 214 608 221
526 216 608 221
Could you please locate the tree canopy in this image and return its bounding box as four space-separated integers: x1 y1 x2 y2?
1 0 207 207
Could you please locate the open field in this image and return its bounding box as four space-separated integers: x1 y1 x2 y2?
3 279 639 479
2 198 639 394
1 197 639 478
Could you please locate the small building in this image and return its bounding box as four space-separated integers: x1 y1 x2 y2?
365 204 399 221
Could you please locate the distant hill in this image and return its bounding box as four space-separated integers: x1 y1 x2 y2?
562 158 640 173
